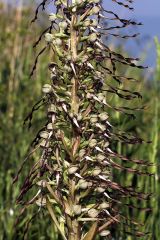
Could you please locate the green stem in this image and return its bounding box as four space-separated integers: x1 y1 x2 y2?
67 10 81 240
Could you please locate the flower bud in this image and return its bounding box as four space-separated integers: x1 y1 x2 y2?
68 166 78 175
59 21 68 30
89 139 97 147
88 182 93 187
47 123 54 130
40 140 50 148
77 114 82 121
48 148 52 153
59 216 65 223
49 13 56 21
88 209 99 218
36 197 46 207
92 167 101 176
86 92 92 99
45 33 54 43
54 38 62 46
73 205 82 215
96 48 101 54
100 230 110 237
90 114 98 123
95 123 106 131
48 104 56 113
55 129 61 139
40 131 49 139
72 6 77 13
97 154 105 161
81 55 89 63
91 19 98 27
87 47 94 53
99 202 109 209
78 179 88 189
36 180 47 188
79 149 86 158
42 84 52 94
64 65 72 72
91 6 100 15
99 112 109 121
89 33 97 42
96 187 105 193
84 19 91 27
104 141 109 148
53 164 59 171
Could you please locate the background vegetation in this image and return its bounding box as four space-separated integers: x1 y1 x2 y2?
0 2 159 239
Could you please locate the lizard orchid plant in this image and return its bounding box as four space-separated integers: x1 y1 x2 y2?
14 0 153 239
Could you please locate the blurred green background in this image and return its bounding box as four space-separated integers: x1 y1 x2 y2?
0 1 159 240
